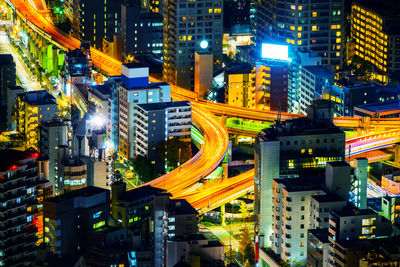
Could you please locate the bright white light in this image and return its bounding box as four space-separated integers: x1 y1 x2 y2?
200 40 208 49
105 140 114 149
261 43 291 61
91 115 104 128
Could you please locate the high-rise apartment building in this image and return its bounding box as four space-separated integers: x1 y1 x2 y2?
351 0 400 83
163 0 223 90
43 186 110 255
255 100 345 249
253 0 344 69
39 119 72 191
73 0 121 49
118 64 170 160
0 54 16 132
0 149 41 266
121 1 163 59
136 101 191 171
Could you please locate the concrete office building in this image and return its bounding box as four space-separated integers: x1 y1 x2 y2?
39 119 72 192
118 63 170 160
0 54 16 132
0 149 41 266
60 157 87 192
15 90 59 150
299 65 335 114
43 186 110 255
111 183 199 267
73 0 121 49
255 60 289 112
255 100 345 249
121 1 163 59
136 101 191 171
351 0 400 83
253 0 344 69
223 62 255 108
328 209 392 266
163 0 223 90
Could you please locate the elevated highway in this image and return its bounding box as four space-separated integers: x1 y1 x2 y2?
9 0 400 214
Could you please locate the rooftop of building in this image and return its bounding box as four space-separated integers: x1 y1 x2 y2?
274 177 323 192
223 62 254 75
121 81 170 90
332 208 377 218
89 83 112 97
0 54 14 65
137 101 191 111
312 193 346 203
259 117 343 141
327 161 350 167
170 199 198 216
120 185 171 202
21 90 57 106
309 228 330 243
123 62 148 69
0 148 38 172
45 186 108 203
61 157 86 167
356 100 400 113
302 65 335 77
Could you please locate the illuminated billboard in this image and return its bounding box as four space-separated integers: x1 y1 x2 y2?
261 43 291 61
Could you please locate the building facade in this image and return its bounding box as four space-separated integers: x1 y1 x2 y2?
118 64 171 160
253 0 344 69
162 0 223 90
136 101 191 171
0 54 16 132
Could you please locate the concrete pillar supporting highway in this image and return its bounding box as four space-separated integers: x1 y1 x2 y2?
221 115 227 125
395 144 400 166
221 204 226 226
222 162 228 180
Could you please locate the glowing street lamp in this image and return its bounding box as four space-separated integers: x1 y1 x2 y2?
200 40 208 49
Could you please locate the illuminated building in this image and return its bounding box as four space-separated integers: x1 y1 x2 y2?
328 209 392 266
223 0 250 28
162 0 223 90
0 149 42 266
255 60 289 112
321 81 345 117
351 0 400 83
39 120 72 193
60 157 87 192
43 186 110 255
223 62 255 108
15 90 59 150
118 63 170 160
88 84 112 139
121 1 163 59
253 0 344 69
72 0 121 49
136 101 191 172
111 183 199 267
223 25 253 57
255 100 345 250
299 65 335 114
0 54 16 132
381 196 400 224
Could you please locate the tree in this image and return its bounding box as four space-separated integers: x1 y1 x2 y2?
158 138 192 169
131 155 158 183
239 227 251 256
239 201 249 221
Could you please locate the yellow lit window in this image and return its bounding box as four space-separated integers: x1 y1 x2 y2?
182 17 186 21
297 33 302 38
298 26 302 31
214 8 221 13
300 242 304 247
308 148 313 154
188 35 192 40
298 5 302 10
336 31 341 36
297 40 302 45
290 26 295 31
312 12 317 17
208 9 213 13
312 25 319 31
301 149 305 154
336 38 341 43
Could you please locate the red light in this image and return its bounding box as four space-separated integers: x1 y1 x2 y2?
10 165 18 170
32 153 39 158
